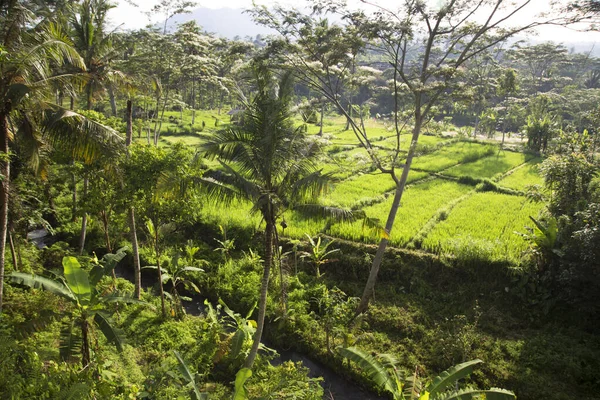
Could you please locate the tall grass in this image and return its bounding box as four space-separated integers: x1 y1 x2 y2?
411 142 495 172
327 179 473 246
422 192 543 263
443 150 531 180
498 158 543 190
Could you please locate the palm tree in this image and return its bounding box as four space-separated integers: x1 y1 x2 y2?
0 3 124 313
202 66 350 369
70 0 127 255
70 0 124 113
8 252 150 367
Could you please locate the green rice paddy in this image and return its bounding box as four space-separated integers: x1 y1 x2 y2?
158 110 546 263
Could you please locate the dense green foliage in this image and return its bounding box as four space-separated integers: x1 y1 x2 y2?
1 0 599 399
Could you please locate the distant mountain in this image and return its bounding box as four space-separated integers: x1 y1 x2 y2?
168 7 275 39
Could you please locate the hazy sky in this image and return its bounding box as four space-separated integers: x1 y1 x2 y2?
107 0 600 45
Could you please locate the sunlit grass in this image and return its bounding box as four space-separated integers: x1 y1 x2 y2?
161 135 203 147
199 198 261 233
157 112 545 264
411 141 495 172
443 150 531 179
499 158 544 190
422 193 543 263
377 133 452 150
327 179 473 246
322 170 431 208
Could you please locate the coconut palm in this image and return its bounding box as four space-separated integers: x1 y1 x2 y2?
70 0 125 113
8 251 150 367
70 0 129 255
201 65 355 369
0 3 124 312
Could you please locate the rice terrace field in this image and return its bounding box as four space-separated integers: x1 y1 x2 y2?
158 110 544 264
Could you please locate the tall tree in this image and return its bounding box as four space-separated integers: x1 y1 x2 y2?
71 0 124 112
148 0 197 35
70 0 126 254
0 2 123 312
251 0 577 314
202 66 349 369
497 67 519 145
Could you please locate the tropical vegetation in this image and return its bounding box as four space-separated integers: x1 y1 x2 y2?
0 0 599 399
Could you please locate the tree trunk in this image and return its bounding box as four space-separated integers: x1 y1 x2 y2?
0 114 9 313
318 100 325 135
129 207 142 299
501 97 509 148
152 94 161 146
155 72 172 146
101 210 111 253
356 118 423 315
344 103 352 131
101 209 118 282
244 219 274 369
78 176 89 256
125 100 142 299
86 84 93 111
9 230 18 272
279 250 287 316
126 100 133 149
44 181 56 212
81 318 91 367
191 79 196 125
71 164 77 222
108 85 118 117
218 90 224 115
155 239 167 318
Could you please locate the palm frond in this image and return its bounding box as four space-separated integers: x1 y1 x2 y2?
12 111 45 177
93 312 124 352
351 210 390 240
286 170 331 203
337 346 401 396
426 359 483 397
294 203 354 222
42 106 124 163
8 272 75 302
59 319 81 362
435 388 516 400
205 163 261 202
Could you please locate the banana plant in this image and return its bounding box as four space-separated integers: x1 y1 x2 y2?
143 252 204 318
337 347 516 400
300 234 340 278
232 368 252 400
217 299 276 363
8 251 151 367
517 216 563 268
220 299 258 362
173 350 208 400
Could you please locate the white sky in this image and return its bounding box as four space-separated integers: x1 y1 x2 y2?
108 0 600 45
